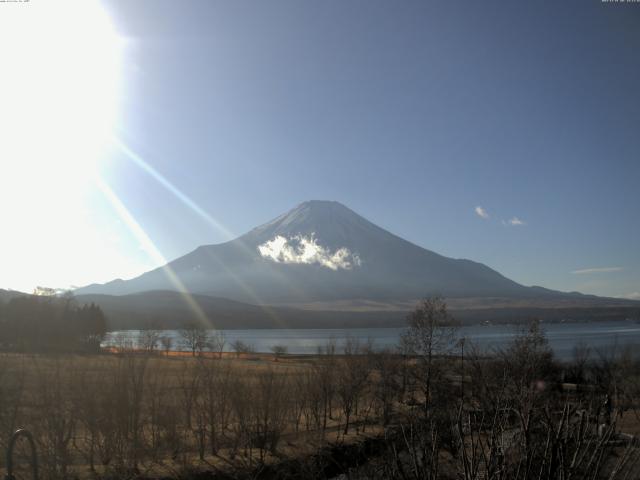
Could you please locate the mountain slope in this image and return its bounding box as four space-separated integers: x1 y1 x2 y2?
75 200 583 303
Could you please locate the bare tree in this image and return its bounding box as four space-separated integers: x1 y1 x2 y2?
160 335 173 357
33 358 77 479
210 330 226 359
199 360 233 455
252 368 290 461
179 323 209 357
0 356 25 455
122 355 148 471
370 348 401 426
138 329 161 353
110 332 136 354
337 337 370 434
315 339 337 436
494 319 557 473
231 339 253 358
401 296 458 412
270 344 288 361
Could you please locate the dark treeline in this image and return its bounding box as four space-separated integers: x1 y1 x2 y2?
0 294 106 352
75 290 640 330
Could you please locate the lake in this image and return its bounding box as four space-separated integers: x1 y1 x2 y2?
105 320 640 361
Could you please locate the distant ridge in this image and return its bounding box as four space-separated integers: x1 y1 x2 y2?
3 287 633 331
74 290 640 330
0 288 31 303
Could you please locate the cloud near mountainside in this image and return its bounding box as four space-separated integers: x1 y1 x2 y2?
475 206 489 219
257 234 361 270
571 267 624 275
475 205 526 226
501 217 526 226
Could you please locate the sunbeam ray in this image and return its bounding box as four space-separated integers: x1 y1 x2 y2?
110 136 295 327
111 135 235 240
96 177 213 328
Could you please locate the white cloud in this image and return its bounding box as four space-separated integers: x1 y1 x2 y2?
571 267 624 275
507 217 526 226
258 235 361 271
474 206 489 219
620 292 640 300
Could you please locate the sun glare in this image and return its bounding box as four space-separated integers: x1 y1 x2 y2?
0 0 124 291
0 0 120 189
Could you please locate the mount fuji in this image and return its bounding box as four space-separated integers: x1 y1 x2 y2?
76 200 582 305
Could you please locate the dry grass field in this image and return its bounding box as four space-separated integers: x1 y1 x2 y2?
0 348 395 480
1 343 640 480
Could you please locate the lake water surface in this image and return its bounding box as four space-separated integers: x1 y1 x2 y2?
106 320 640 361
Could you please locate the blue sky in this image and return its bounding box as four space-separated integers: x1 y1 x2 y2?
1 0 638 298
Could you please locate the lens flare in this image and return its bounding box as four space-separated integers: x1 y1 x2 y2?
97 178 213 328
